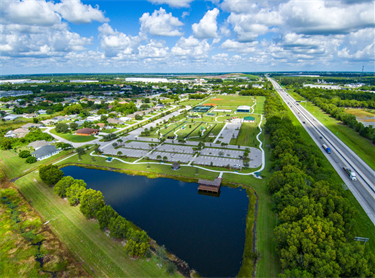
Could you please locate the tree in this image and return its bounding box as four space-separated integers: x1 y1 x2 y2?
125 229 149 257
19 150 31 158
55 123 69 133
163 156 168 161
96 205 118 230
117 151 122 156
76 147 85 159
108 216 130 239
157 155 161 160
39 164 64 186
70 122 78 131
0 138 13 150
25 156 37 164
53 176 75 198
80 189 105 219
135 114 142 120
218 151 224 157
66 179 86 206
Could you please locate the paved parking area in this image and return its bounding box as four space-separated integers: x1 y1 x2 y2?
200 148 244 158
148 151 193 163
157 144 194 154
123 141 152 150
194 156 243 168
217 122 241 144
102 147 148 158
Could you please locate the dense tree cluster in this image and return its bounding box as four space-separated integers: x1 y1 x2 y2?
265 94 375 276
39 164 64 186
295 88 375 143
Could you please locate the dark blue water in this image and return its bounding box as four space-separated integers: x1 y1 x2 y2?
62 166 249 277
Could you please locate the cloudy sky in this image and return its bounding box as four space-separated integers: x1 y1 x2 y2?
1 0 374 74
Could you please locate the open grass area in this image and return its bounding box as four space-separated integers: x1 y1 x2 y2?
13 173 180 278
287 90 375 170
230 119 261 147
0 149 72 179
0 186 88 277
202 95 255 108
50 128 97 143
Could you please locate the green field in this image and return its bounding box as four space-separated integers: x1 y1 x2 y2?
13 173 180 278
230 118 261 147
0 149 71 179
202 95 255 108
50 128 97 143
287 90 375 170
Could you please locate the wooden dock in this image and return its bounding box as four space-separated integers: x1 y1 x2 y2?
198 178 222 193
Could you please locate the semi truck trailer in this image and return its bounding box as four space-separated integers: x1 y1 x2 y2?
343 166 357 181
322 144 331 154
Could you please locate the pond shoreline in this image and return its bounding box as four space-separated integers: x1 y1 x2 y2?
59 163 258 277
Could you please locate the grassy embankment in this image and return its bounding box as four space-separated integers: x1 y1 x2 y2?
11 173 180 278
49 128 97 143
283 96 375 261
287 89 375 170
0 186 89 277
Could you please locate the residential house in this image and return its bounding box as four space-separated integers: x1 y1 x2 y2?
28 140 49 150
32 145 59 161
3 115 19 121
38 109 47 114
86 115 101 122
76 128 99 136
11 128 30 138
97 123 106 130
107 118 123 125
22 123 43 129
41 119 55 126
23 113 38 118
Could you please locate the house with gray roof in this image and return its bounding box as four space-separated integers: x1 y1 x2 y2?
32 145 59 161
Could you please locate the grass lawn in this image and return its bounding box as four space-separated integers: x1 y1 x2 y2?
0 149 72 179
287 90 375 170
202 95 255 108
14 173 180 278
50 128 97 143
230 119 261 147
100 128 118 133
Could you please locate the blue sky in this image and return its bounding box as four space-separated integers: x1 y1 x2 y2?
1 0 374 74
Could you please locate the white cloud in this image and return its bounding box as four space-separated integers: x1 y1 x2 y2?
98 23 142 58
192 8 219 39
279 0 374 35
221 0 259 14
147 0 194 8
220 39 258 53
171 36 210 60
140 8 184 37
54 0 109 24
338 44 374 61
2 0 108 26
138 40 169 58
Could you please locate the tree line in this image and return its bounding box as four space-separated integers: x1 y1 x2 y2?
264 92 375 277
295 88 375 143
39 165 151 259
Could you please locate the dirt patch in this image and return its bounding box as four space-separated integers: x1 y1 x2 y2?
211 98 223 101
203 103 217 106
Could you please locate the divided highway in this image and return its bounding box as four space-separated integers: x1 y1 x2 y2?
268 77 375 225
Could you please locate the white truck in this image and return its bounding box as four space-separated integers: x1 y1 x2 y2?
343 166 357 181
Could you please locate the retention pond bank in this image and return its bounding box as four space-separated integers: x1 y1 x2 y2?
62 166 249 277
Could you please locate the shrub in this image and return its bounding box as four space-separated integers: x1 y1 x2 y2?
25 156 37 164
19 150 31 158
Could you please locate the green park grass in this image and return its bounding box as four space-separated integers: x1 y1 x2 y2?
283 100 375 261
287 90 375 170
50 128 97 143
202 95 255 107
231 120 261 147
0 149 72 179
13 173 180 278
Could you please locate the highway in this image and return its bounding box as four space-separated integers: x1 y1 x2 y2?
268 77 375 225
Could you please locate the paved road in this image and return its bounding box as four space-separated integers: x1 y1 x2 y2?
268 77 375 225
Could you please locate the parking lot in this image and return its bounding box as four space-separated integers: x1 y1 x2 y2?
148 151 193 163
200 148 244 158
123 141 152 150
102 147 148 158
157 144 194 154
216 120 242 144
194 156 243 168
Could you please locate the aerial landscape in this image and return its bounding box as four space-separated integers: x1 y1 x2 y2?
1 0 375 277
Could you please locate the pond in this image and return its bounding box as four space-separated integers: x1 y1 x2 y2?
62 166 250 277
